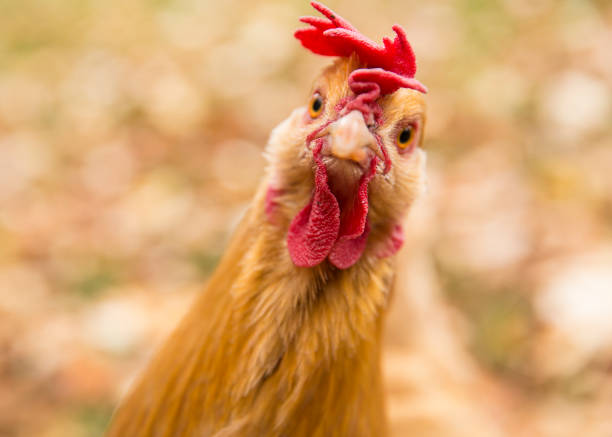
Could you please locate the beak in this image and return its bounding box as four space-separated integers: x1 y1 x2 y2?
320 111 380 163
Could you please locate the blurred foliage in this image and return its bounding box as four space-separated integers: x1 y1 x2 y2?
71 261 120 299
438 264 535 380
74 404 115 437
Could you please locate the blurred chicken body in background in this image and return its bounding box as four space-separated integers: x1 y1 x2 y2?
1 0 611 436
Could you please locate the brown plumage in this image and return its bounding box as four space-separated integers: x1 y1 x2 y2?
106 36 427 437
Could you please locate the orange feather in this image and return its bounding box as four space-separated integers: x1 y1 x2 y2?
106 55 426 437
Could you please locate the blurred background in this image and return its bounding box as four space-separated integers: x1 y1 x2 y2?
0 0 611 436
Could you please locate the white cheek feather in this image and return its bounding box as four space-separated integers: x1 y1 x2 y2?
264 107 308 163
267 107 307 148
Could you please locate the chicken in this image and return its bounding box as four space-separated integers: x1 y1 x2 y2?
105 2 427 436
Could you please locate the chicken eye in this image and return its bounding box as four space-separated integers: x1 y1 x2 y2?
309 94 324 118
397 127 414 148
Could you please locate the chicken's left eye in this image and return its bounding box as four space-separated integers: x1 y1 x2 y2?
309 94 324 118
397 126 414 148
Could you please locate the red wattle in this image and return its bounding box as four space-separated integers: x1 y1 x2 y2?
328 220 370 269
286 141 340 267
328 156 377 268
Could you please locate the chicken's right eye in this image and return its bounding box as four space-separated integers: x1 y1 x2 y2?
309 94 324 118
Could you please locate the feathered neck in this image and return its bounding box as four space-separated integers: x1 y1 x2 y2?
105 179 395 437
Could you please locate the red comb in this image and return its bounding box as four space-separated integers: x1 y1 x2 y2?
295 1 427 94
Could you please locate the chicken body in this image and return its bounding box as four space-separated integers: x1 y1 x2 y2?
106 53 426 437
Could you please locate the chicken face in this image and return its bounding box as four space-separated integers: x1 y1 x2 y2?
265 55 427 269
262 1 427 269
